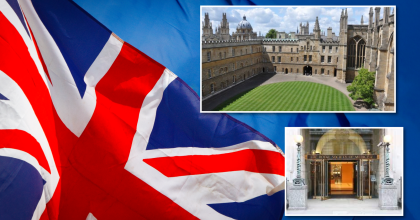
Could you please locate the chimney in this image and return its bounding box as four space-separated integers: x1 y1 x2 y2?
327 27 332 39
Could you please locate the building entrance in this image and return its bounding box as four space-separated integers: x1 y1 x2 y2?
308 155 377 200
329 161 356 197
303 65 312 76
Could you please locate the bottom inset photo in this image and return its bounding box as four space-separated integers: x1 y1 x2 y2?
285 127 403 216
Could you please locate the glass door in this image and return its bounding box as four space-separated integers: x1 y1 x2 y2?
322 160 329 200
310 161 322 198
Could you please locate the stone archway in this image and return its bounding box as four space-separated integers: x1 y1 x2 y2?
285 68 288 74
315 129 368 155
303 65 312 76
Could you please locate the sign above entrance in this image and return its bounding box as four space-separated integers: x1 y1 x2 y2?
306 154 379 160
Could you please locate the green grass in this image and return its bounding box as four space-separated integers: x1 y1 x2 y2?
216 81 355 111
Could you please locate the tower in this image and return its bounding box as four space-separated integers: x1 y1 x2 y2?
313 16 321 39
361 15 364 25
337 8 349 83
202 13 213 40
218 13 230 40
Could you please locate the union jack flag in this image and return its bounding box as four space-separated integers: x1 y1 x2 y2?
0 0 285 219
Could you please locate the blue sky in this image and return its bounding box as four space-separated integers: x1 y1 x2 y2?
202 6 393 36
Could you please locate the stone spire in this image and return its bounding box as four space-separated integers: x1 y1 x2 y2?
369 7 374 29
314 16 320 30
314 16 321 39
361 15 364 25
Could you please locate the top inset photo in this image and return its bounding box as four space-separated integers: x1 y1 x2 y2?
200 6 396 113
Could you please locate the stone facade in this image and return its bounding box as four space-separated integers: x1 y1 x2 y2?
202 7 395 110
202 40 272 98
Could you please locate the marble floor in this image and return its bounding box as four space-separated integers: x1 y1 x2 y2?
286 198 403 216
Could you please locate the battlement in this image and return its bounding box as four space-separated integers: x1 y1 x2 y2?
202 39 263 48
262 39 299 44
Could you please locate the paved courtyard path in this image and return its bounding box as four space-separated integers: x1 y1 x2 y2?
286 198 402 216
202 73 367 111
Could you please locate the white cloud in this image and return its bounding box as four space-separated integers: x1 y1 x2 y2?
202 6 375 36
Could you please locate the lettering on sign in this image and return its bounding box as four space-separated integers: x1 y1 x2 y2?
306 155 379 160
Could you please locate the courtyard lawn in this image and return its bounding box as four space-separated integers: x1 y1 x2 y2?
217 81 355 111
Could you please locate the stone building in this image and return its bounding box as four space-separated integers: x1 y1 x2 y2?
202 7 395 111
202 40 272 98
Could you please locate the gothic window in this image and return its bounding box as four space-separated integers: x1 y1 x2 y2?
297 48 299 53
321 68 324 74
220 68 223 74
207 52 211 62
328 56 332 63
225 67 228 72
304 46 306 51
233 75 236 83
321 56 325 63
329 46 332 53
336 57 338 63
322 46 325 53
297 57 299 62
309 55 312 62
278 56 281 63
272 46 275 52
210 83 215 93
301 46 303 50
291 48 293 52
327 70 330 75
304 55 307 61
274 66 277 72
347 36 366 68
208 69 211 78
232 48 235 56
291 57 293 61
291 68 293 73
315 69 318 74
282 68 284 72
219 52 222 59
336 47 338 53
272 56 275 62
279 46 282 52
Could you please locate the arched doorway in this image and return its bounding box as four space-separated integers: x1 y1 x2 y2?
262 67 265 73
303 65 312 76
285 68 288 74
334 68 337 77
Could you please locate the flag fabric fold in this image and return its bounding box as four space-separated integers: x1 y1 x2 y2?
0 0 285 219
